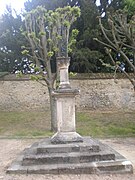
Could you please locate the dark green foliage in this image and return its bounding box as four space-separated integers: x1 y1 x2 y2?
98 0 125 15
0 6 27 72
71 48 103 73
24 0 103 73
0 7 26 72
0 71 8 78
0 0 132 73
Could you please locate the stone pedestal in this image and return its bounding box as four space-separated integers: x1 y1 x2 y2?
51 57 83 144
51 89 83 144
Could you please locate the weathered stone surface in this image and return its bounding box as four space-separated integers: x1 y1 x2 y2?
0 79 135 111
22 152 115 166
8 161 133 174
37 143 100 154
51 86 83 144
57 57 71 90
7 137 133 175
51 132 83 144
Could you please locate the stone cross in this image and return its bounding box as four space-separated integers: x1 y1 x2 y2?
51 57 83 144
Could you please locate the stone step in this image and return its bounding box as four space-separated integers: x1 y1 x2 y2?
22 152 115 166
7 160 133 174
36 144 100 154
6 137 133 175
34 138 100 154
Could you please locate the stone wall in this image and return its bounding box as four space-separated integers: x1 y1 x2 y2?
0 79 135 111
0 81 49 111
71 79 135 110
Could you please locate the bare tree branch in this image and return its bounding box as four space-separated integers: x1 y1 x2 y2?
96 11 135 89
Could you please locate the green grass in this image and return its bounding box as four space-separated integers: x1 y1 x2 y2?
0 110 135 138
76 111 135 138
0 111 52 138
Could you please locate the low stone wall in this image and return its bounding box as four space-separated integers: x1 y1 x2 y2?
0 78 135 111
0 81 49 111
71 79 135 110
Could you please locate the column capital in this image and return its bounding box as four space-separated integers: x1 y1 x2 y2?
57 57 70 69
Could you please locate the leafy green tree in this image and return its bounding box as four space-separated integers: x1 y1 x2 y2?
1 0 127 74
0 6 26 72
70 0 104 72
23 6 80 131
24 0 108 73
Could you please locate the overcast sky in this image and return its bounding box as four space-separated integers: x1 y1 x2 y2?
0 0 101 15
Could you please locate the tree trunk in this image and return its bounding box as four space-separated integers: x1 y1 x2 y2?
133 43 135 78
49 90 57 132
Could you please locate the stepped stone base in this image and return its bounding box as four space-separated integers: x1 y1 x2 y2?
7 137 133 175
51 132 83 144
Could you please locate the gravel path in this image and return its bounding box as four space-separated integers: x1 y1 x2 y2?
0 138 134 180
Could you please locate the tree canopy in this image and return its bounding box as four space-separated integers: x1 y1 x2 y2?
22 5 80 89
0 6 26 72
0 0 134 73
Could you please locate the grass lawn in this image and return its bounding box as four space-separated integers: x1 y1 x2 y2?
0 110 135 138
76 111 135 138
0 111 52 138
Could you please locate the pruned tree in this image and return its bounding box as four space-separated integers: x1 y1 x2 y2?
22 6 80 131
95 9 135 89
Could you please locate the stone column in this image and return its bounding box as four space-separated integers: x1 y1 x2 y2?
57 57 71 90
51 57 83 144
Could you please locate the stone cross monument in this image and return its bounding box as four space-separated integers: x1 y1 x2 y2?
51 57 83 144
7 56 133 174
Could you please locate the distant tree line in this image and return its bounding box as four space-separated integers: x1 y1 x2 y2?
0 0 134 74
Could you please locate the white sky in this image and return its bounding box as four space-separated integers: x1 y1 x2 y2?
0 0 26 15
0 0 101 15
